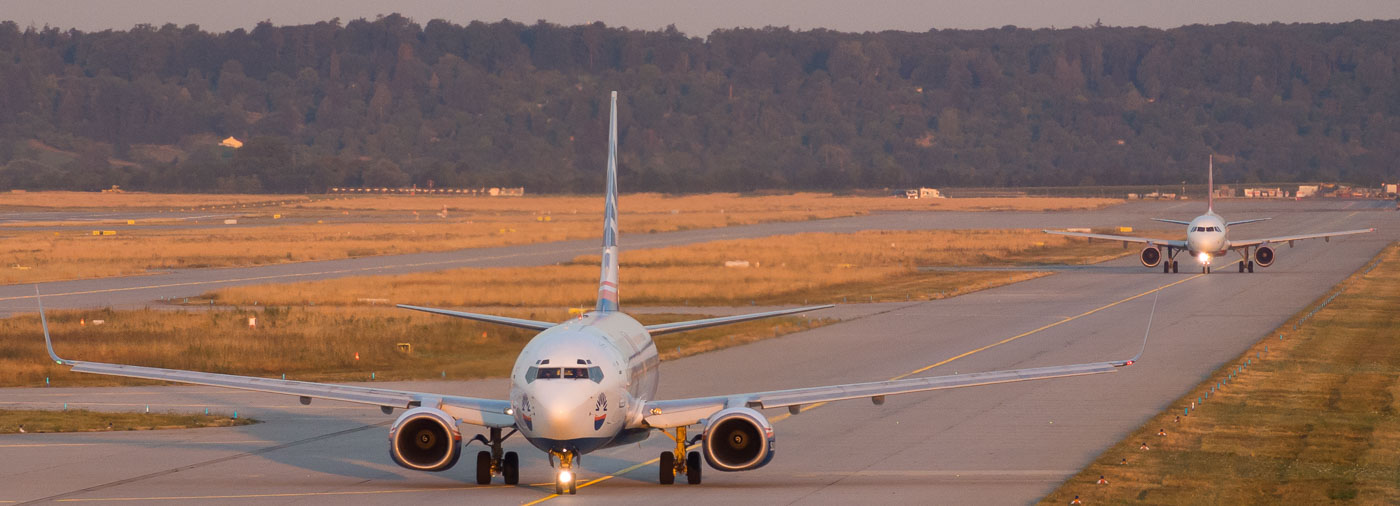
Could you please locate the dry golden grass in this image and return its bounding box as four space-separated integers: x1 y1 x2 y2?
0 307 827 388
208 229 1129 308
0 408 253 433
1043 242 1400 505
1 193 1120 284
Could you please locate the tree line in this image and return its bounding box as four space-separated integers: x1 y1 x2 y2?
0 15 1397 193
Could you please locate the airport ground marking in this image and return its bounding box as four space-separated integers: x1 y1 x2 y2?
529 272 1210 503
50 485 504 503
15 421 391 505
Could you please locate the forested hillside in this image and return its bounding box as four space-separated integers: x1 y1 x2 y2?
0 16 1397 193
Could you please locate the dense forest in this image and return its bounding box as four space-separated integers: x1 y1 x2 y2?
0 16 1397 193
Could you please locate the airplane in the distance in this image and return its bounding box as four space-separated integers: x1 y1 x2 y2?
38 92 1149 495
1045 156 1374 274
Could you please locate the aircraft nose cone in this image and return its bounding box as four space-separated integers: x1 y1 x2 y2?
529 385 595 440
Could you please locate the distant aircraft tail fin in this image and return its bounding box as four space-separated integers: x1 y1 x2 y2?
596 91 621 312
1207 154 1214 213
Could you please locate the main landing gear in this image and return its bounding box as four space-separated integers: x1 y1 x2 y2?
550 450 578 495
1237 248 1255 273
471 427 519 485
1161 247 1179 273
659 425 702 485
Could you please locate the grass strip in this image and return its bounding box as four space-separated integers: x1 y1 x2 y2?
1043 242 1400 505
0 408 254 434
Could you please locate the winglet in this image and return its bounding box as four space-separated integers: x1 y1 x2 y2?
1115 289 1159 367
595 91 621 312
36 286 63 365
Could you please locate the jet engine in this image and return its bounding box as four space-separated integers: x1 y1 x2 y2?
1254 245 1275 267
388 407 462 471
701 407 775 471
1139 246 1162 268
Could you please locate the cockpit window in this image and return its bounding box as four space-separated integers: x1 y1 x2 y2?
527 366 603 383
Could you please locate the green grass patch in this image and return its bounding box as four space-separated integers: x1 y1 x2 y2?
1043 242 1400 505
0 408 254 433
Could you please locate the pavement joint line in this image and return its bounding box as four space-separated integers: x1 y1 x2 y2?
527 272 1208 503
46 485 504 503
16 421 392 506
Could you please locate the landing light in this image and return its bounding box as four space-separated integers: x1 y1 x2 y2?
1197 252 1210 264
559 470 573 483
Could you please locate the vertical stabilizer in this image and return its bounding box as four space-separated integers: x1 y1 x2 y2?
596 92 620 312
1207 154 1214 213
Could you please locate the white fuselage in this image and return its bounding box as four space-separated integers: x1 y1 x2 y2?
1185 213 1229 264
508 311 659 455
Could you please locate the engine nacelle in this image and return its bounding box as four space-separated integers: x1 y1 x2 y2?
701 407 776 472
388 407 462 472
1255 245 1275 267
1139 246 1162 268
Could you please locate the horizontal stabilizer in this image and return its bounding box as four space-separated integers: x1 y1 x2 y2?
396 304 555 331
645 304 833 336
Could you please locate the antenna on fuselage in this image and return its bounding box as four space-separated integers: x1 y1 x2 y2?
595 91 621 313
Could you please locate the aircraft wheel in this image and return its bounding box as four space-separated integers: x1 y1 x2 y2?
475 450 492 485
503 451 520 485
568 474 578 495
1172 261 1179 273
686 451 703 485
1248 261 1255 273
1163 261 1169 273
1239 262 1245 273
659 451 676 485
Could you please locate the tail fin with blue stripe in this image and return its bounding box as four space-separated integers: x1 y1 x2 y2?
596 91 620 312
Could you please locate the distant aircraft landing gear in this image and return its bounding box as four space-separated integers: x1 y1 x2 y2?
659 425 702 485
471 427 519 485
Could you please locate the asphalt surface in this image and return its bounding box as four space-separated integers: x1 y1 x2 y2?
0 199 1394 505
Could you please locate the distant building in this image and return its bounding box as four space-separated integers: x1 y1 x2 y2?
1243 187 1283 198
1296 185 1319 198
895 187 943 199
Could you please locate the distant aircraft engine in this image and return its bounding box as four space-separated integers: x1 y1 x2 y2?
1139 246 1162 268
389 407 462 471
701 407 776 471
1255 246 1275 267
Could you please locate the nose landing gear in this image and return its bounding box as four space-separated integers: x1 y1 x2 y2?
551 450 578 495
659 425 703 485
471 427 519 485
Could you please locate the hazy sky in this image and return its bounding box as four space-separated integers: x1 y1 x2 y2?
7 1 1400 35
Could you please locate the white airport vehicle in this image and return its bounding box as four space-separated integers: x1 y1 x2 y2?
39 92 1148 495
1045 157 1374 273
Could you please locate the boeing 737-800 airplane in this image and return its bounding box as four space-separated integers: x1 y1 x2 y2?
39 92 1148 495
1045 157 1373 273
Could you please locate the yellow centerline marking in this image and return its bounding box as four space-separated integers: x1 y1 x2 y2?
528 273 1208 503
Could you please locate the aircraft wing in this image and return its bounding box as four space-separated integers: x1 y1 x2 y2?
397 304 555 331
640 292 1158 429
1042 230 1186 248
40 297 515 428
645 305 834 336
640 359 1132 429
1150 218 1192 225
1229 228 1375 248
1225 218 1271 226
